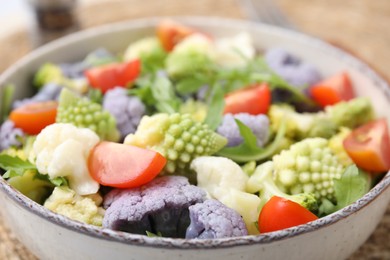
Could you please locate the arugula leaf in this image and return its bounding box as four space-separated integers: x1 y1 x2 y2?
145 231 162 237
175 75 208 95
34 172 69 187
217 118 286 162
0 154 36 178
0 84 15 124
151 76 181 114
319 165 372 216
203 84 225 130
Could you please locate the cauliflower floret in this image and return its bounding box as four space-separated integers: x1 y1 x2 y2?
30 123 100 195
44 187 105 226
191 156 261 235
213 32 255 68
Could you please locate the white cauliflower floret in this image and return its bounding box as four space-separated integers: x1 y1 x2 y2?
44 187 105 226
30 123 100 195
191 156 261 235
213 32 255 68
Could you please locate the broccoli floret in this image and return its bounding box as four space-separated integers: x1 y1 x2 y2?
328 127 353 166
56 88 120 142
265 48 322 87
102 87 146 139
271 138 346 203
103 176 206 238
217 113 269 147
0 120 24 152
269 97 374 140
247 161 318 212
165 34 214 79
124 113 227 176
13 83 62 109
44 187 105 226
185 199 248 239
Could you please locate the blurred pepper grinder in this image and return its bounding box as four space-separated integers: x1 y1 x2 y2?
30 0 79 46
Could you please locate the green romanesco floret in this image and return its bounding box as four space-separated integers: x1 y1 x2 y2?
325 97 374 129
247 161 318 212
8 170 54 204
165 34 214 79
271 138 345 202
33 63 88 93
56 88 120 142
44 187 105 226
269 97 374 140
124 113 227 175
328 127 353 166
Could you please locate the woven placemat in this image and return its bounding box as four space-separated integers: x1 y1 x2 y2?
0 0 389 258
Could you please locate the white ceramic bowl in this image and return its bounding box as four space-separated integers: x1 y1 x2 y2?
0 17 389 260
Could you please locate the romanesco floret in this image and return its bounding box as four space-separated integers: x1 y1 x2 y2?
103 87 146 139
124 113 227 175
217 113 269 147
272 138 345 202
179 99 208 123
33 63 89 94
325 97 374 129
57 88 120 142
269 97 374 140
30 123 100 195
328 127 353 166
8 170 53 204
44 187 105 226
0 120 24 152
247 161 318 212
165 34 214 78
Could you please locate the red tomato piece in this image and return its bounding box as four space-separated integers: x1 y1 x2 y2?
343 118 390 173
9 101 57 135
258 196 318 233
85 59 140 93
223 83 271 115
309 72 355 107
157 20 196 51
88 141 167 188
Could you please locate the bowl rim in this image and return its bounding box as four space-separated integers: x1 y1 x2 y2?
0 16 390 250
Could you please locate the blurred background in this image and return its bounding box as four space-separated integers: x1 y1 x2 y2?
0 0 389 258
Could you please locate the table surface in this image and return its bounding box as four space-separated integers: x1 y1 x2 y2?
0 0 389 259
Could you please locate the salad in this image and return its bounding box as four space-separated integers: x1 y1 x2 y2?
0 20 389 238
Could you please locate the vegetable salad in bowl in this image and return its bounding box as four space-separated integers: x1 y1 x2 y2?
0 19 388 239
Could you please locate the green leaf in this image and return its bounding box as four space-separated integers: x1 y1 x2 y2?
50 176 69 187
203 84 224 130
218 118 287 162
334 165 372 210
0 154 36 178
151 76 182 114
0 84 15 124
88 88 103 104
175 74 209 95
145 231 162 237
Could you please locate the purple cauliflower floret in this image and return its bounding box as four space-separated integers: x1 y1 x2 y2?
13 83 62 109
0 120 25 151
103 176 206 238
217 113 269 147
265 48 321 87
103 87 146 139
185 199 248 239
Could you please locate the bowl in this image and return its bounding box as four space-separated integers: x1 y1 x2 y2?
0 17 389 260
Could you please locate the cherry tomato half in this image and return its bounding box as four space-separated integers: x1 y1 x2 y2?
343 118 390 173
9 101 57 135
85 59 140 93
88 141 167 188
258 196 318 233
224 83 271 115
309 72 355 107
